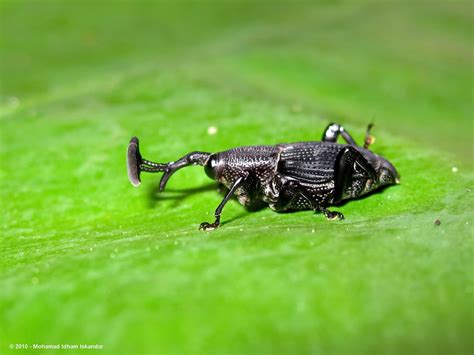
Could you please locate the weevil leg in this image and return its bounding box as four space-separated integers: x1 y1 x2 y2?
363 123 375 149
126 137 210 190
273 180 305 211
319 206 345 220
322 123 358 145
332 146 377 204
199 173 248 231
274 180 344 220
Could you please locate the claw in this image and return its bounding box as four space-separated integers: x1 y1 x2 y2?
364 123 376 149
199 221 219 231
325 211 345 221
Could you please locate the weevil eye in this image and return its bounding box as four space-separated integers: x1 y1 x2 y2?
204 154 219 180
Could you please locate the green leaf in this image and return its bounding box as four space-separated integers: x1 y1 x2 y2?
1 1 472 354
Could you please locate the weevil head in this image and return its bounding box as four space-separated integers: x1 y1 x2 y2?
204 151 241 185
204 153 220 180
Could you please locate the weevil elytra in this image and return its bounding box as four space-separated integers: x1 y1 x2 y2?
127 123 399 230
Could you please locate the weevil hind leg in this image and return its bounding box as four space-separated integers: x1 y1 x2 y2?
322 122 377 150
322 123 358 146
363 123 376 149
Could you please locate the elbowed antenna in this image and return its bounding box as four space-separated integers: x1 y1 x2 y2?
126 136 211 190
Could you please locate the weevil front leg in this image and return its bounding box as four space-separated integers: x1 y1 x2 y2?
127 137 210 189
199 173 248 231
274 180 344 220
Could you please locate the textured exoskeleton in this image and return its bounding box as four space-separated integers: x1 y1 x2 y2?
127 123 399 230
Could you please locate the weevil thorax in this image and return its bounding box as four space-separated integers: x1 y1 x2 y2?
204 146 279 205
205 146 279 185
345 147 400 199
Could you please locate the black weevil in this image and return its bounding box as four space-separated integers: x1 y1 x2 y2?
127 123 399 230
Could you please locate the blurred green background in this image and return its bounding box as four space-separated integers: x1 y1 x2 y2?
1 1 472 354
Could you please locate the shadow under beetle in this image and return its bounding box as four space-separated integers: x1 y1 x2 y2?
127 123 400 230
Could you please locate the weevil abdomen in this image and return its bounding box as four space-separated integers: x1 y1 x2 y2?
277 142 341 184
260 142 342 211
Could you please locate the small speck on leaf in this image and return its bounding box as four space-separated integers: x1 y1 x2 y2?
207 126 218 135
434 219 441 226
291 103 302 113
7 96 20 108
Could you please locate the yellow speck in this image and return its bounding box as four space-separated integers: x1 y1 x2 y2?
207 126 218 135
